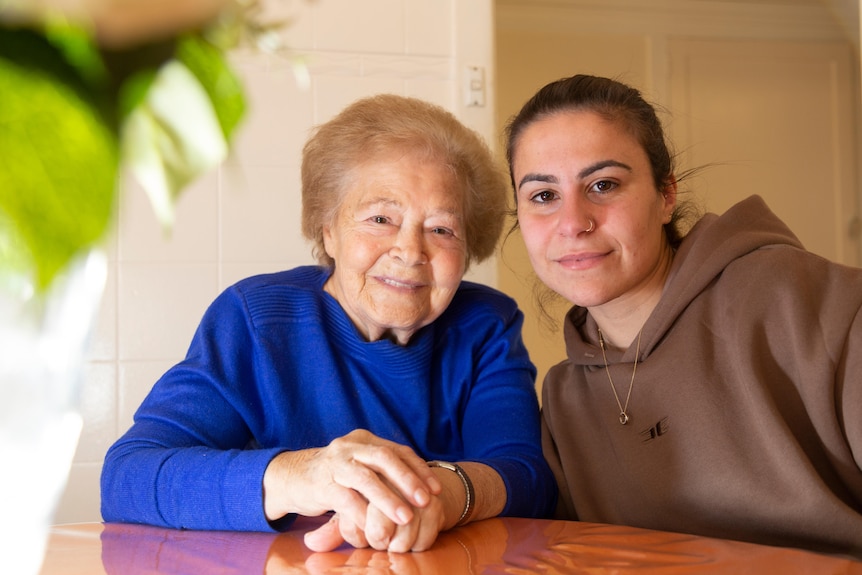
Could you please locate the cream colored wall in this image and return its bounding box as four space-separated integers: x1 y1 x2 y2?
59 0 498 524
495 0 860 397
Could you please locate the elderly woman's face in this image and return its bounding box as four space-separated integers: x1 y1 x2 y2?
322 152 467 345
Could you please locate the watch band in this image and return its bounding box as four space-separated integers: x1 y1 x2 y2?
427 460 475 526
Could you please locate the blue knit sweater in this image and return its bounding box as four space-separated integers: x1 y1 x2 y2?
101 266 556 531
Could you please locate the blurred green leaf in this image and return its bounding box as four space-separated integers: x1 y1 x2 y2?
0 7 255 292
118 33 246 230
100 37 177 126
176 34 246 141
43 19 108 98
122 60 229 229
0 27 118 290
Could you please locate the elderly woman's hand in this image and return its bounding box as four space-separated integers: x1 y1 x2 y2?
362 495 447 552
305 460 495 553
304 479 448 553
262 430 441 538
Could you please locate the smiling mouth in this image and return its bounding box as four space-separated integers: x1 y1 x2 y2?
379 277 424 289
556 252 606 268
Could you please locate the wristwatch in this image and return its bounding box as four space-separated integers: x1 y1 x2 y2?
427 460 475 526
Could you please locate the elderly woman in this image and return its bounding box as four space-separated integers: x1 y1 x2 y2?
505 74 862 557
101 94 556 553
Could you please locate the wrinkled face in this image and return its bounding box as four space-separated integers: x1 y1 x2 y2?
322 152 467 345
512 110 675 312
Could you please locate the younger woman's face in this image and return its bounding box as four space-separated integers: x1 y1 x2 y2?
512 109 676 313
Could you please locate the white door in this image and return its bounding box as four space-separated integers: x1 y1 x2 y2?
668 38 859 266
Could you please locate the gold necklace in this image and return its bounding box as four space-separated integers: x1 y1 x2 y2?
597 328 642 425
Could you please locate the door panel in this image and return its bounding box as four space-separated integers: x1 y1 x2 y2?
669 38 859 265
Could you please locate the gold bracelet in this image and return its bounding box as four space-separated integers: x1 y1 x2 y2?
427 460 475 526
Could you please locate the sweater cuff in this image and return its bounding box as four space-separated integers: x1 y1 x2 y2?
221 448 291 531
482 458 556 518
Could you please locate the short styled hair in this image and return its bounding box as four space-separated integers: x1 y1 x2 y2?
301 94 509 268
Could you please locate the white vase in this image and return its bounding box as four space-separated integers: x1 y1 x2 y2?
0 250 107 575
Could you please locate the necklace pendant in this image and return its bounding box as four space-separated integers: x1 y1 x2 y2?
598 327 642 429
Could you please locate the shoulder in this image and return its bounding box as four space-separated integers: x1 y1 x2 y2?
669 195 860 305
215 266 330 323
446 280 522 320
432 281 525 342
725 241 862 284
231 265 327 292
724 244 862 308
678 195 803 266
677 240 862 348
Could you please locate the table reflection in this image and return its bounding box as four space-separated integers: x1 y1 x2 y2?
99 516 509 575
49 515 861 575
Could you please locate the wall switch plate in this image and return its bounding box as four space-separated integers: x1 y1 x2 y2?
465 65 486 107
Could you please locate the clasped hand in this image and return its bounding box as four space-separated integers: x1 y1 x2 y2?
263 430 446 553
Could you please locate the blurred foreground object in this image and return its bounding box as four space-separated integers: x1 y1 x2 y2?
0 0 304 291
0 3 295 574
0 0 265 289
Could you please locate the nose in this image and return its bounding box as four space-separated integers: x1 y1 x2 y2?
557 196 593 237
390 226 428 265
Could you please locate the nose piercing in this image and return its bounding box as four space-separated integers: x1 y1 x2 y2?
585 219 595 233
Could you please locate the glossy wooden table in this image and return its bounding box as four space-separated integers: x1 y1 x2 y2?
40 516 862 574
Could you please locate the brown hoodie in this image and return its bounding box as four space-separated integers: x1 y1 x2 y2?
542 195 862 559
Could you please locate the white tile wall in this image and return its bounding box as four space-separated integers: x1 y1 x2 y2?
54 0 498 524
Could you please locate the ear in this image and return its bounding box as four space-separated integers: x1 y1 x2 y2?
322 223 335 259
661 175 678 223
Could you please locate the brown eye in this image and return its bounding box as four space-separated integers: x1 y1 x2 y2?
590 180 617 194
531 190 556 203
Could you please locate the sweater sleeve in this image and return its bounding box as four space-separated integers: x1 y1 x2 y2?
454 294 557 519
100 286 286 531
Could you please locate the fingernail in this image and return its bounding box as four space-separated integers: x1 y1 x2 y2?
397 507 412 524
414 488 429 506
427 476 443 493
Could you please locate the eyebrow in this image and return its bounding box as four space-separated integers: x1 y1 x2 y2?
517 173 558 191
517 159 633 191
358 197 461 219
358 197 401 210
580 159 633 178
